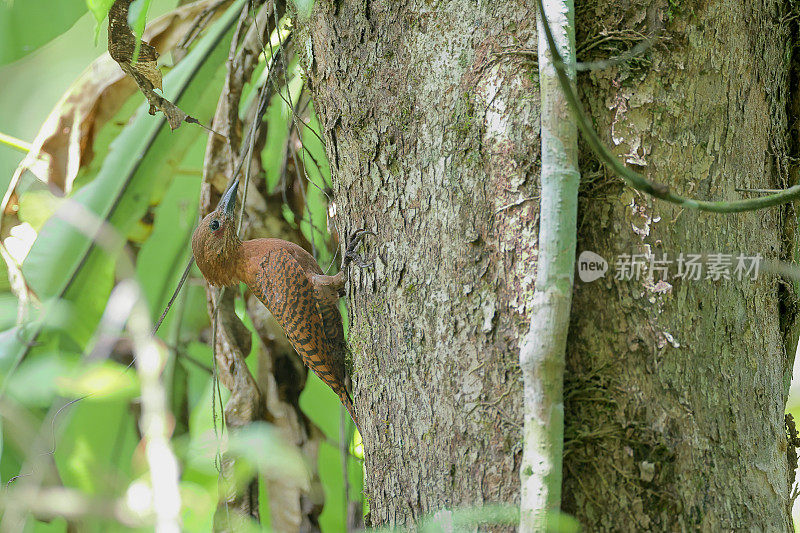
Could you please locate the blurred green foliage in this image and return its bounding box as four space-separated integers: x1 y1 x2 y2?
86 0 117 26
0 0 87 66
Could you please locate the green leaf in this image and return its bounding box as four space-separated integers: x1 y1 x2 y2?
56 360 139 400
4 353 77 407
53 396 138 495
16 189 65 231
128 0 153 64
2 346 137 406
0 0 88 65
0 418 5 485
0 294 17 331
301 372 361 532
298 104 333 265
262 92 291 192
299 373 343 440
135 140 203 320
317 439 354 532
180 481 217 531
85 0 115 25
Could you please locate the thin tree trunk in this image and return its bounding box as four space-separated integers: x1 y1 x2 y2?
519 0 579 529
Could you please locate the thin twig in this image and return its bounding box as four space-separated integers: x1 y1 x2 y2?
153 257 195 335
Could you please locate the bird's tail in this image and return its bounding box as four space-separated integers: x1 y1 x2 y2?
340 391 362 435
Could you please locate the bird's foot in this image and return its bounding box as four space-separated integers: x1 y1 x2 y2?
343 229 375 270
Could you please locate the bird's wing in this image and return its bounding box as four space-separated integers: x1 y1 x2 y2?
312 281 347 359
275 241 347 363
247 246 347 396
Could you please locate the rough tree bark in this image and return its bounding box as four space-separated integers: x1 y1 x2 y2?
563 0 799 529
301 0 799 530
301 1 537 525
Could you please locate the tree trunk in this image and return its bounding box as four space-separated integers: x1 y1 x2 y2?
301 0 798 529
563 0 798 529
302 0 538 525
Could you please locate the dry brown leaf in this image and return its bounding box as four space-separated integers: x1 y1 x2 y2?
108 0 193 130
108 0 162 88
134 59 164 92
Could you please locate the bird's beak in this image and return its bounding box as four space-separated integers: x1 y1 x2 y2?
220 178 239 218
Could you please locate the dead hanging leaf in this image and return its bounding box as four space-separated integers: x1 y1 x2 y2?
108 0 162 88
108 0 194 130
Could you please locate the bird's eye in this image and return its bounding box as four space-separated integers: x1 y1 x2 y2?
210 219 220 231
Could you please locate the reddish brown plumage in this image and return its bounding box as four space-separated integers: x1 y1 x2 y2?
191 181 359 431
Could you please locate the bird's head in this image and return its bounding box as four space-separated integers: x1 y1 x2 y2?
191 178 243 287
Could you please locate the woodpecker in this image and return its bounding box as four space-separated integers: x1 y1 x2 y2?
191 179 369 432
